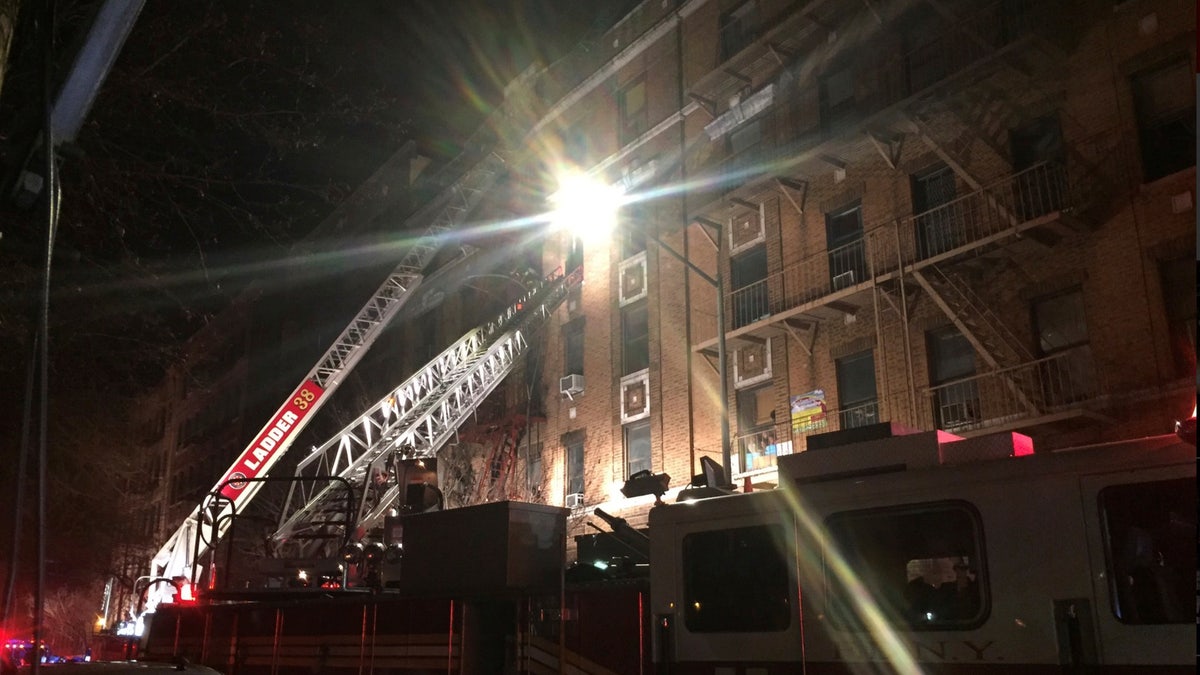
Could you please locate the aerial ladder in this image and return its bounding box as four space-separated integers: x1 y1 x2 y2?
272 266 581 556
141 151 505 614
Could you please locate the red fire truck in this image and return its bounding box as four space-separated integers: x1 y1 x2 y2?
136 423 1195 674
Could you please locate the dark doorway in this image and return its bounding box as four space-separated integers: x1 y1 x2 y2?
1009 115 1065 219
731 245 769 328
911 165 959 259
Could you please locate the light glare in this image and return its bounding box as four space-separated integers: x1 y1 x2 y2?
550 172 624 240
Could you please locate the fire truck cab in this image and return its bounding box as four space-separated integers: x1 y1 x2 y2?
649 426 1195 673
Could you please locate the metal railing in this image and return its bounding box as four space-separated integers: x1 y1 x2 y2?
914 346 1099 434
724 162 1072 332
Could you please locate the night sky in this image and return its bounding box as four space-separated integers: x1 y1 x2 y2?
0 0 635 595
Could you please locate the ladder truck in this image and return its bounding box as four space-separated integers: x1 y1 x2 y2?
141 150 507 616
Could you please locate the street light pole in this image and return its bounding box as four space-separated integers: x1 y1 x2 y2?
646 227 732 485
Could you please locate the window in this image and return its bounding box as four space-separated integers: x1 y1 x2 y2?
619 75 648 145
836 350 878 428
825 202 865 289
730 245 768 328
622 301 650 375
719 0 759 61
1131 58 1195 182
566 236 583 275
566 437 584 497
736 384 776 473
619 203 649 260
1034 288 1088 354
1159 257 1196 378
526 441 543 499
1099 478 1195 624
1032 287 1095 403
728 117 762 155
927 327 980 430
682 524 791 632
826 502 987 630
911 165 959 259
564 318 584 376
624 420 651 478
819 64 857 128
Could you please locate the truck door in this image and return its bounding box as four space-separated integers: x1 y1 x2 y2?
1079 463 1195 670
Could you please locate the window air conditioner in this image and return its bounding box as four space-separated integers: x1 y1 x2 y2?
559 374 585 398
831 270 856 290
565 492 585 509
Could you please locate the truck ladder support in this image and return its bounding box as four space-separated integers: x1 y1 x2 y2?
143 153 505 613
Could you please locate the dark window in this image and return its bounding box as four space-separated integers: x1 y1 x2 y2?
728 117 762 155
566 236 583 275
819 64 857 128
624 420 652 477
826 502 987 630
1159 257 1196 377
927 327 980 430
619 202 649 259
564 318 584 376
911 165 959 259
1032 287 1095 403
730 245 768 328
719 0 759 61
1010 115 1066 219
836 350 878 428
619 75 648 145
622 301 650 375
1034 288 1089 354
1099 478 1196 624
682 524 791 632
736 384 776 473
826 202 866 289
527 442 543 498
1131 58 1196 182
566 438 584 496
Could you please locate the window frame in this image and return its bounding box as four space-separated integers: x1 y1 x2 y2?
618 74 648 146
824 500 989 631
621 300 650 376
563 318 585 376
566 437 585 497
681 522 793 633
1130 56 1196 183
623 419 652 478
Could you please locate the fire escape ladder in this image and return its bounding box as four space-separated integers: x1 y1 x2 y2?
475 416 528 503
911 266 1040 415
273 268 580 555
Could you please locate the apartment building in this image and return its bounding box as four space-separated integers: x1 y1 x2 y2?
120 0 1195 591
467 0 1195 536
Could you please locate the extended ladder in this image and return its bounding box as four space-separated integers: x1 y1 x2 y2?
273 267 581 555
143 152 505 613
474 416 529 503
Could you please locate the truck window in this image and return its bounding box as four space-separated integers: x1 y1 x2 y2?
826 501 987 631
1099 477 1196 624
681 524 791 632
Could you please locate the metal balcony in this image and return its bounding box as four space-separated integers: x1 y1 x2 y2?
913 346 1108 436
709 161 1082 353
687 0 1066 221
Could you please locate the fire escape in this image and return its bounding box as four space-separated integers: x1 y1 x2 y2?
684 0 1117 461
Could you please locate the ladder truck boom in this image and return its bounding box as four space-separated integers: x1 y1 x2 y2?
144 152 505 613
273 266 581 554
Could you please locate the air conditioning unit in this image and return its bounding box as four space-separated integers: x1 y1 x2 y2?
565 492 585 509
831 270 856 290
559 374 585 398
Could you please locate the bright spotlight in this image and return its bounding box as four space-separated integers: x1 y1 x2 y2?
550 171 624 240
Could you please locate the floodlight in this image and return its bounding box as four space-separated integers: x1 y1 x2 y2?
620 470 670 502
